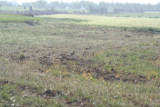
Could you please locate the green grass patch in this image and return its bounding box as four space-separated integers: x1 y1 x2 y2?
0 14 41 22
94 46 160 78
107 12 160 18
0 67 160 106
48 18 88 23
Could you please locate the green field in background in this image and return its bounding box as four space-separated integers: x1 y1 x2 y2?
107 12 160 18
41 14 160 30
0 6 45 12
0 14 41 22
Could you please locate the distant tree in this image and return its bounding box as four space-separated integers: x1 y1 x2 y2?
47 1 60 9
23 2 33 7
0 1 12 7
30 6 32 11
34 0 47 8
99 2 108 14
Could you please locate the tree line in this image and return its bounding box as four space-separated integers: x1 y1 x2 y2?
22 0 160 13
1 0 160 14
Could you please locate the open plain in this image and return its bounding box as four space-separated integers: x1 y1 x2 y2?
0 14 160 106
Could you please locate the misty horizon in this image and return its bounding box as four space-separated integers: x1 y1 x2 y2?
5 0 160 5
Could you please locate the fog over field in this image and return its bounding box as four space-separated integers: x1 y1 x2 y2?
1 0 160 106
6 0 160 4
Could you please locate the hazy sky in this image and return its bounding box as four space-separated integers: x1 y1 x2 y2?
6 0 160 4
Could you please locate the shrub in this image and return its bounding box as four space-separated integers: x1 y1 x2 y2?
24 20 35 26
23 13 34 17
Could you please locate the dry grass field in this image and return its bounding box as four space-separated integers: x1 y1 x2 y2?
41 14 160 29
0 14 160 106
